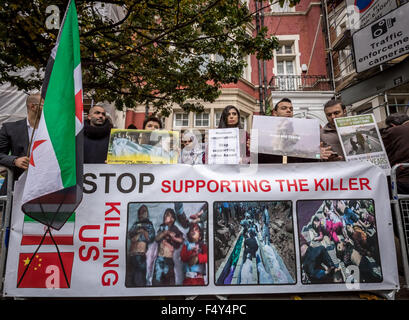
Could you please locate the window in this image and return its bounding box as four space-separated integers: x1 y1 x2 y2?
273 37 300 90
194 113 210 127
214 111 222 128
174 113 189 127
338 45 355 77
271 0 295 13
276 44 294 55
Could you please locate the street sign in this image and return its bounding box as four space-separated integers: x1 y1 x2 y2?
346 0 398 32
353 2 409 73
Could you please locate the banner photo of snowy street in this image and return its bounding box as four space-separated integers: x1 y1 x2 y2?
214 201 296 285
334 114 391 174
3 162 398 297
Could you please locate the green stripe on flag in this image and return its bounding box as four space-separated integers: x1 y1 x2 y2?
24 213 76 223
43 1 80 188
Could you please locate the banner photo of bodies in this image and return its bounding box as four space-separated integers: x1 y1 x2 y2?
4 162 398 297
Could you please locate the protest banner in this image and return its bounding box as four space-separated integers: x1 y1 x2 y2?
251 116 321 160
106 129 180 164
3 162 398 297
334 114 391 174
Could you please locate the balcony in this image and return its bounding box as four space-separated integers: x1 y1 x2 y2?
269 75 333 92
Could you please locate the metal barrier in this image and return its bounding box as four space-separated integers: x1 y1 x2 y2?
0 168 13 294
390 163 409 288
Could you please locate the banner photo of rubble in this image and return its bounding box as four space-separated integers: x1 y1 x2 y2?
125 202 208 287
214 201 296 285
297 199 382 285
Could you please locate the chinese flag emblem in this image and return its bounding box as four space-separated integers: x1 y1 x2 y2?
17 252 74 288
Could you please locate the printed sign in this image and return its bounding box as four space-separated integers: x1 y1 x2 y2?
3 163 398 297
251 115 321 159
334 114 391 174
346 0 398 31
207 128 240 164
353 2 409 73
106 129 180 164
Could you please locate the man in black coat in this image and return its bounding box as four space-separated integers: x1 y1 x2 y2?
0 93 42 195
84 104 113 163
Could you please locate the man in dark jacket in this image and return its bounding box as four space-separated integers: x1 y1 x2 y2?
84 104 113 163
381 113 409 194
0 93 42 195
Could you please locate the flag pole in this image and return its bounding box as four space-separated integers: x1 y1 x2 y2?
26 97 44 158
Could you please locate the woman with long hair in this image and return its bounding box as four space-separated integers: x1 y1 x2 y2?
217 105 250 163
218 105 242 129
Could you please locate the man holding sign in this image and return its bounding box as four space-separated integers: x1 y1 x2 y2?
320 99 347 161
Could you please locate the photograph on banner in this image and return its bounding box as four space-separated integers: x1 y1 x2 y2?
125 202 208 287
179 129 205 165
297 199 382 285
214 201 296 285
251 115 321 160
334 114 391 173
106 129 180 164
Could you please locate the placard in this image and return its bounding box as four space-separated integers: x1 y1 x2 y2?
334 114 391 174
106 129 180 164
251 115 321 159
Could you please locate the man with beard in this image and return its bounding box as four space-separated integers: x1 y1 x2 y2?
84 104 113 163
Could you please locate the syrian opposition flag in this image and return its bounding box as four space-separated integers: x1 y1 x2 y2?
21 0 83 231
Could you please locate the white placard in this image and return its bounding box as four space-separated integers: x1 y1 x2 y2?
208 128 240 164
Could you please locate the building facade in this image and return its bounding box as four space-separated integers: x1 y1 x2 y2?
122 0 334 131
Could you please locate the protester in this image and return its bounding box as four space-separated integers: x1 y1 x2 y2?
381 113 409 194
217 105 250 163
143 116 162 130
272 97 293 118
84 104 113 163
0 93 42 195
180 130 204 164
320 98 346 161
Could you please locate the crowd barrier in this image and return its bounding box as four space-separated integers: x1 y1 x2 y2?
390 163 409 288
0 168 13 293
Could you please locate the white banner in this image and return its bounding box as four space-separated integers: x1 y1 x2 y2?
3 163 398 297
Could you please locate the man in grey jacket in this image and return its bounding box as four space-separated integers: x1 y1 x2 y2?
0 93 42 194
320 98 346 161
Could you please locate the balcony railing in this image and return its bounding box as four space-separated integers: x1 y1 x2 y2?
268 75 333 92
